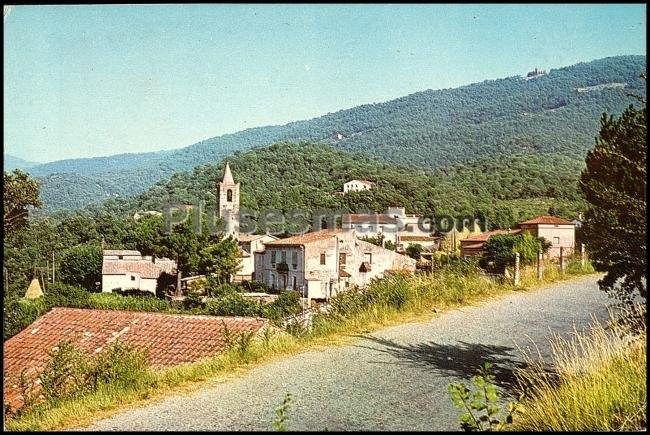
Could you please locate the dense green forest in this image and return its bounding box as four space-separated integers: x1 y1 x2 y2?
26 55 646 211
90 141 587 228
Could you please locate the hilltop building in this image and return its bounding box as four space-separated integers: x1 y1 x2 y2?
343 179 373 194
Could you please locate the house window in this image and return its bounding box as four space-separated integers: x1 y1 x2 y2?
553 237 560 244
118 255 123 260
292 276 297 289
320 253 326 265
364 253 372 264
339 253 346 265
130 276 136 281
227 189 233 202
281 251 287 263
271 251 276 266
292 251 298 269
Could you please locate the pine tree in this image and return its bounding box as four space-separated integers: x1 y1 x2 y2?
579 99 646 303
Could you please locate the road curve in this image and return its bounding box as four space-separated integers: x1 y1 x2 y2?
83 275 610 431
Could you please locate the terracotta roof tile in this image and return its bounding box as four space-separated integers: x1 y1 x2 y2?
399 235 437 242
3 308 268 411
103 250 142 256
102 260 173 279
265 229 343 246
461 229 521 242
518 215 574 225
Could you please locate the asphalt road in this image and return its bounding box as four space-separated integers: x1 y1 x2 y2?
83 275 610 431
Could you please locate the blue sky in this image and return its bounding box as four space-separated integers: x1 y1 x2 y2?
3 4 646 163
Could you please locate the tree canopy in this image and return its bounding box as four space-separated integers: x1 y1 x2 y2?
580 98 646 303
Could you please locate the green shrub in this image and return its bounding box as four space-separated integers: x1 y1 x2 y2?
44 283 91 309
264 291 302 323
35 340 153 408
242 280 271 293
206 281 240 298
3 297 47 341
205 292 263 317
39 341 93 401
87 293 172 312
448 362 518 431
90 341 151 389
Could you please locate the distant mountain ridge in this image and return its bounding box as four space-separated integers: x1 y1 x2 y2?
4 154 40 171
26 55 646 211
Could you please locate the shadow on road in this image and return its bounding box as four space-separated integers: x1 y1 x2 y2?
354 336 530 393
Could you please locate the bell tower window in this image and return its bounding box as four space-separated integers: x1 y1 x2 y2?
227 189 233 202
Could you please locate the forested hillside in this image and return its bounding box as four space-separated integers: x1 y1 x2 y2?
29 55 646 211
90 142 587 230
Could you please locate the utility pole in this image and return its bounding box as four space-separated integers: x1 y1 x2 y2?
52 252 55 284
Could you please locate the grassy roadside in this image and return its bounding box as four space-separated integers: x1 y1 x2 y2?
5 259 596 431
512 314 646 431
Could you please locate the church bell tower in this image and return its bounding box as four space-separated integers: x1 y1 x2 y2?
218 162 240 239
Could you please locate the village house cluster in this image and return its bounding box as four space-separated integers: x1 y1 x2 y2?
100 164 577 302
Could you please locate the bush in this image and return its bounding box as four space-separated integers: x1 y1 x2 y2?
39 341 93 401
206 281 240 298
205 292 263 317
3 298 47 341
90 341 150 388
242 280 271 293
481 233 545 274
87 293 172 312
405 243 423 260
263 291 302 323
44 283 91 309
36 340 152 407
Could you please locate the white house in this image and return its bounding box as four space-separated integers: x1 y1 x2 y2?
253 229 416 301
234 234 278 282
343 179 373 194
341 213 400 245
101 250 176 294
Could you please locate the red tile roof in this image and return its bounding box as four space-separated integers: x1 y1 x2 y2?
399 235 437 242
461 229 521 243
102 260 170 279
103 250 142 256
3 308 268 411
265 229 343 246
343 214 398 224
518 215 574 225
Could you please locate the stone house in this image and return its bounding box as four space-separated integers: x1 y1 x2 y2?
341 213 400 245
253 229 416 301
459 215 575 259
101 250 176 294
460 229 522 258
343 179 373 194
234 234 278 282
518 215 576 258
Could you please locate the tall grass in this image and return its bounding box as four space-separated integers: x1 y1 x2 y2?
513 310 646 431
5 261 596 431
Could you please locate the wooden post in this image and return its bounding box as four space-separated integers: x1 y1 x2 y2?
176 270 182 297
537 251 543 280
514 252 520 286
52 252 55 284
560 247 566 274
581 243 586 267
